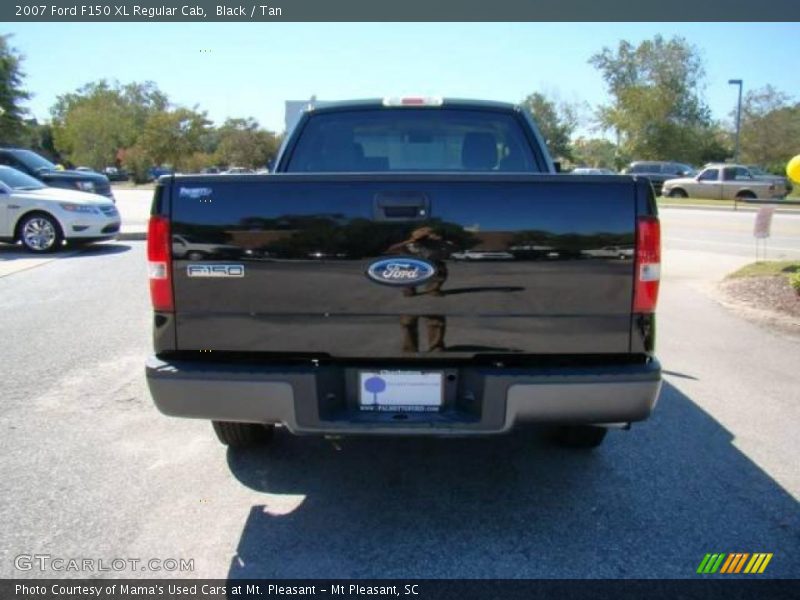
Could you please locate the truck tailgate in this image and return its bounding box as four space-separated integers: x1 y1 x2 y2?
167 174 637 358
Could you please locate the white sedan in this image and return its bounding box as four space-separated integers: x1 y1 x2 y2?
0 166 121 253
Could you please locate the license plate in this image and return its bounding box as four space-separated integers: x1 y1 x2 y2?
358 370 443 412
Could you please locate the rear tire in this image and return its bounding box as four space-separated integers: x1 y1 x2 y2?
736 191 756 201
553 425 608 449
668 188 688 198
212 421 275 448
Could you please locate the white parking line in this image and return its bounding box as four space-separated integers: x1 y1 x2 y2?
664 236 800 253
0 249 81 278
661 207 800 219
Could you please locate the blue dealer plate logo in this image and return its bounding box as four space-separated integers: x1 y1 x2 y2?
366 257 436 287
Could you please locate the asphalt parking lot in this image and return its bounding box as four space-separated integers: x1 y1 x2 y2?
0 202 798 579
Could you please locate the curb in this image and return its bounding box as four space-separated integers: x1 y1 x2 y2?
118 231 147 241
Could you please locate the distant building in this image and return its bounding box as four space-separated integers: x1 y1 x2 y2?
285 96 331 134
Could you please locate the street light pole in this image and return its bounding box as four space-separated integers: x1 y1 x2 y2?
728 79 743 163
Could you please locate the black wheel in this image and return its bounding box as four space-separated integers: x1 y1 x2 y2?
187 251 207 261
736 192 756 201
668 188 688 198
212 421 274 448
18 212 63 253
553 425 608 449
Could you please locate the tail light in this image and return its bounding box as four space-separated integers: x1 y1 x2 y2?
633 216 660 313
147 215 174 312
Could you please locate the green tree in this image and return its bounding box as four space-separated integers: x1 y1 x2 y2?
590 35 717 164
0 34 31 144
738 85 800 172
19 119 60 161
520 92 578 160
51 80 167 168
119 145 150 184
130 107 211 171
571 138 620 169
696 124 733 164
183 151 217 173
215 117 281 169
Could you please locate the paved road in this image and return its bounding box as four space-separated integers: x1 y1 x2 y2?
661 207 800 260
0 209 798 579
114 188 151 236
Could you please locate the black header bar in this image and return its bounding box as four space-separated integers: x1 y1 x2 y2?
3 0 800 22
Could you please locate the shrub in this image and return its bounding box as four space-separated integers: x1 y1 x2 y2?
790 272 800 295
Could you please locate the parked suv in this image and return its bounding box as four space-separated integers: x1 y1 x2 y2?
0 148 114 200
623 161 695 196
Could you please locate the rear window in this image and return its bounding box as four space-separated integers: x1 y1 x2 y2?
284 108 539 173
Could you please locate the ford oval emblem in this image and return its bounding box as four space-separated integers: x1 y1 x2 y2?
366 256 436 287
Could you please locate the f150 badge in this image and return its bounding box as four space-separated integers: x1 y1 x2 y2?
187 264 245 278
366 257 435 287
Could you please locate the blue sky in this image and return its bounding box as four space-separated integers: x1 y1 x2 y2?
4 22 799 136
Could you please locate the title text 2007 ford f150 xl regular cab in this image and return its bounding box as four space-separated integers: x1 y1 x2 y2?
145 98 662 450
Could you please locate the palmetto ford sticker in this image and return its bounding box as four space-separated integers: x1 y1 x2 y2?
366 257 436 286
178 187 213 199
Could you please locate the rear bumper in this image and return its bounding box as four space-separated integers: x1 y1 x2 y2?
146 356 662 435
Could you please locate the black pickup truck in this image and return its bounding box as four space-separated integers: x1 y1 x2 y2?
146 98 662 449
